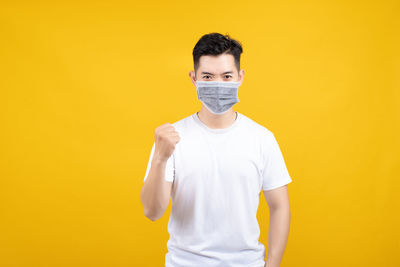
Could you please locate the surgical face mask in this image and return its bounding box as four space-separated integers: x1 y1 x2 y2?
195 80 241 115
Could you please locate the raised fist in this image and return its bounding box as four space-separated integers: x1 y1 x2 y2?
153 123 180 162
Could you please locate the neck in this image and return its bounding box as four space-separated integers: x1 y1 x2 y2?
197 107 237 129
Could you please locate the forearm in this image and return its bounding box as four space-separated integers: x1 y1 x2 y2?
265 207 291 267
140 158 170 220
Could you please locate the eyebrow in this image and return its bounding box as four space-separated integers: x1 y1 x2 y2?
201 71 234 75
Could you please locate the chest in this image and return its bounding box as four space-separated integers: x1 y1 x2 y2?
173 130 263 193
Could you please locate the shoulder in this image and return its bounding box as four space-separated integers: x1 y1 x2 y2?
170 113 194 130
239 112 275 142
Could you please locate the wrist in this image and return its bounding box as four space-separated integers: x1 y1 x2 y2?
152 155 168 165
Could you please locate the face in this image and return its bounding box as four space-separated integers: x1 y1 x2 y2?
189 53 244 86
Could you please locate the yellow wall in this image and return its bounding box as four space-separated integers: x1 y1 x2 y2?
1 1 399 266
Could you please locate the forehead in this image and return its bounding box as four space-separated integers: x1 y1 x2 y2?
198 54 236 73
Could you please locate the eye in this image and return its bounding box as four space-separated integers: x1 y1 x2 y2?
203 75 211 79
225 75 232 79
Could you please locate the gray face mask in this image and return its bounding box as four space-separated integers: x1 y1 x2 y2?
195 80 241 115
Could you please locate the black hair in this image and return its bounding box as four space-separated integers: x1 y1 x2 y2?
192 32 243 75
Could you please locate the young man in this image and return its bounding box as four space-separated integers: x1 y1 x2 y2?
140 32 292 267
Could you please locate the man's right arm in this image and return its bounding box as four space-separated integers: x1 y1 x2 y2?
140 156 173 221
140 123 180 221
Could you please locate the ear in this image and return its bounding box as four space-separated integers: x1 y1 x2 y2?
189 70 197 87
238 69 245 85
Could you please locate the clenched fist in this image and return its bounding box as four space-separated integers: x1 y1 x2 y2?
153 123 181 162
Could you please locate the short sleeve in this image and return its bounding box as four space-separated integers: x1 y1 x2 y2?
261 133 292 191
143 142 175 183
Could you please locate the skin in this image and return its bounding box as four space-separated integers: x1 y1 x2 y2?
140 122 179 221
263 185 291 267
141 52 291 267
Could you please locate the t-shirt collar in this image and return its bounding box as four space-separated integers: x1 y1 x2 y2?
192 111 242 134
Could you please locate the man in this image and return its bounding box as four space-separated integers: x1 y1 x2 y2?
140 32 292 267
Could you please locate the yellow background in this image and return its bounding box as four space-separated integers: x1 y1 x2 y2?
1 1 399 266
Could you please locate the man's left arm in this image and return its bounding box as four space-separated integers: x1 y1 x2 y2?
263 185 291 267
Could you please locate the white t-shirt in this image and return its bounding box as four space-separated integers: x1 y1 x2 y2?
143 111 292 267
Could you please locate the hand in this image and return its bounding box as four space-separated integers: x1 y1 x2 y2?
153 123 180 162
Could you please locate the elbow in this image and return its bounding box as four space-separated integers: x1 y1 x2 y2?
140 188 156 221
144 212 156 221
144 208 163 221
140 185 169 221
269 204 291 214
